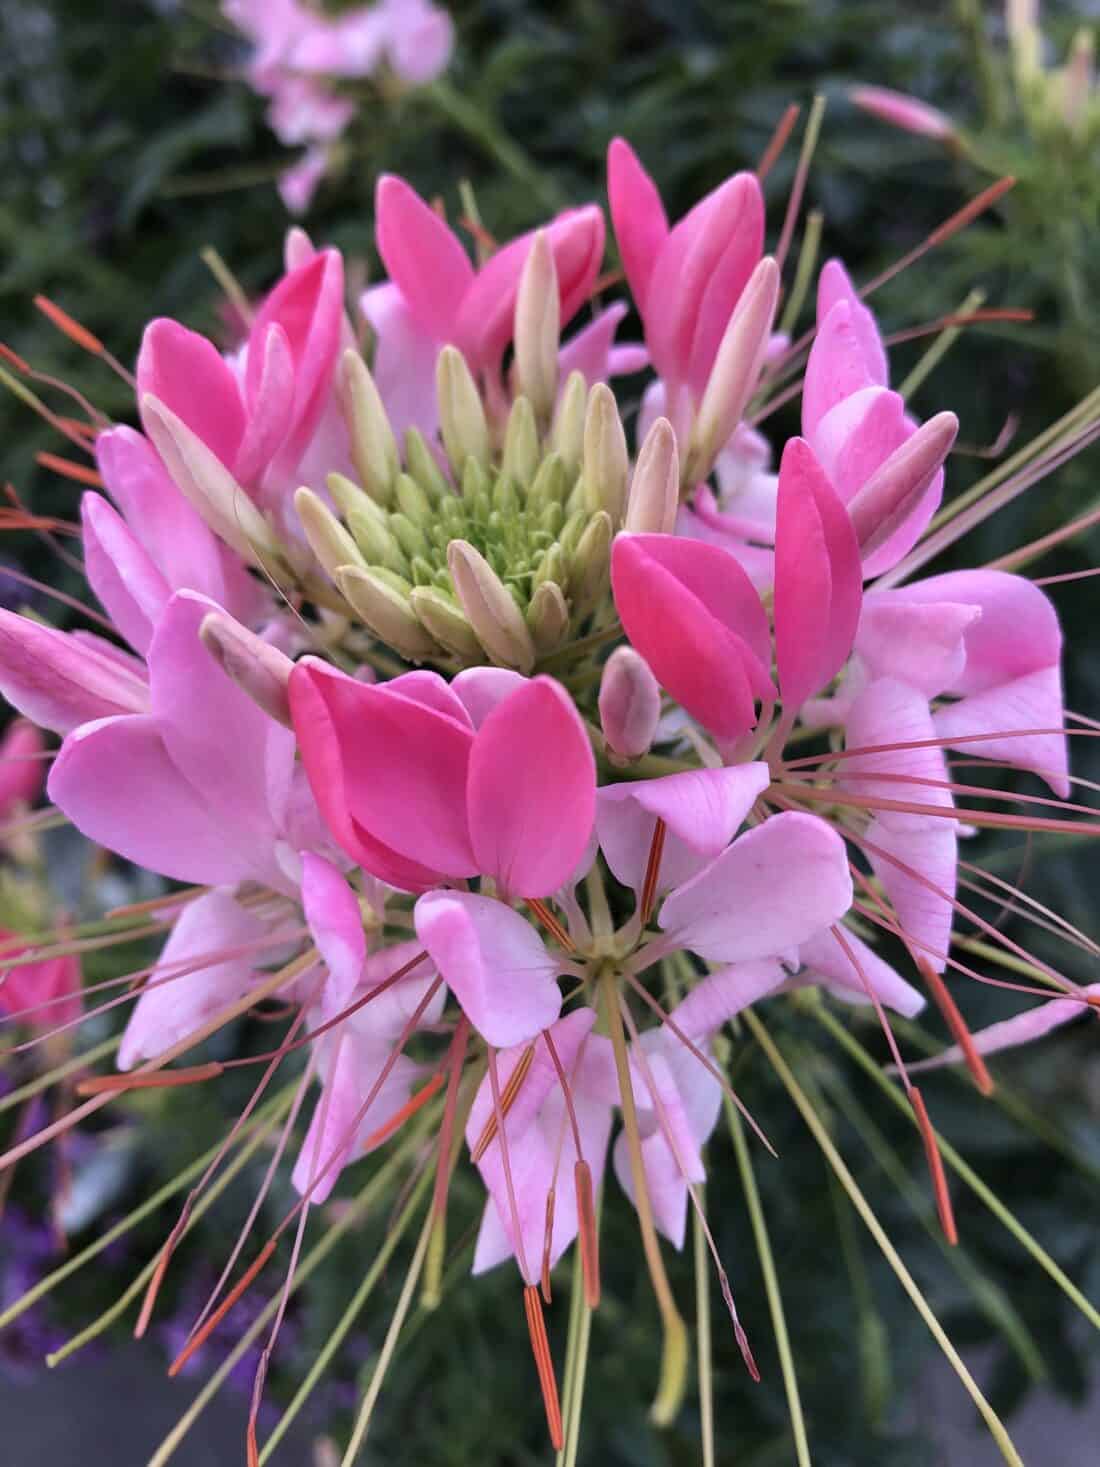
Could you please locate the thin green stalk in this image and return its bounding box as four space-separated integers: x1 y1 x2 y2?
825 1169 892 1426
148 1135 425 1467
0 1035 120 1116
745 1009 1026 1467
424 81 563 215
556 1240 587 1467
692 1200 716 1467
599 968 687 1425
47 1085 296 1366
0 1080 287 1334
340 1190 435 1466
898 288 985 400
778 209 824 337
727 1100 811 1467
809 999 1100 1331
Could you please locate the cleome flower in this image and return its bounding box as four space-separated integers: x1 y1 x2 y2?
0 112 1096 1467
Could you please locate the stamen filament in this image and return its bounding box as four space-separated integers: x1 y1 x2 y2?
910 1088 958 1246
470 1042 535 1162
918 959 995 1096
524 1284 565 1451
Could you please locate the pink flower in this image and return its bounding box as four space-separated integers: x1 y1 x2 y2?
0 938 81 1031
611 532 775 742
278 146 329 215
849 86 957 143
0 720 46 817
289 662 596 897
608 138 765 413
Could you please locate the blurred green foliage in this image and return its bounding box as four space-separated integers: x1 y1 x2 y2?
1 2 1098 1464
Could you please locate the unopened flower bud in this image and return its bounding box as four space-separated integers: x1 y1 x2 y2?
569 510 613 612
533 541 568 591
339 493 410 578
295 487 367 582
552 370 587 473
687 256 780 484
599 646 661 760
389 512 432 562
141 395 279 566
404 427 451 500
501 396 540 488
337 565 438 661
625 417 679 534
582 383 629 523
527 452 569 514
847 411 958 559
338 349 399 507
409 586 483 660
447 539 535 672
527 580 569 653
1062 29 1095 134
437 346 490 476
514 230 560 424
395 472 435 529
199 612 293 727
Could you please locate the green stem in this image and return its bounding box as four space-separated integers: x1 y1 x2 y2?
424 81 563 215
745 1009 1026 1467
0 1035 120 1117
692 1201 716 1467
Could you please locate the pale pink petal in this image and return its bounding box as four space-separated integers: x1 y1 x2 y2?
467 676 596 898
80 493 171 656
596 764 771 895
384 0 454 83
842 677 953 829
658 812 853 964
854 594 979 696
300 851 365 1016
773 437 862 713
933 667 1069 797
607 137 669 313
907 984 1100 1075
556 303 630 387
849 86 956 142
451 666 526 728
355 940 443 1043
360 281 442 443
118 891 267 1067
414 891 563 1047
234 322 295 482
862 816 957 973
0 612 149 735
798 927 926 1017
811 386 909 501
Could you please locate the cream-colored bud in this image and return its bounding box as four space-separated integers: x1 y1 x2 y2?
625 417 679 534
551 370 587 473
409 586 483 660
527 581 570 653
513 231 560 424
395 472 434 529
447 539 535 672
337 565 438 661
404 427 450 500
582 383 629 523
569 510 613 612
501 396 541 488
527 452 569 513
848 411 958 559
436 346 490 475
338 349 399 507
199 612 293 727
295 487 367 582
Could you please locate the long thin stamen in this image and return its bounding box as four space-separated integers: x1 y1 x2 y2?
911 1088 958 1246
526 897 576 952
525 1285 565 1450
756 103 801 181
918 959 995 1096
470 1042 535 1162
638 817 667 928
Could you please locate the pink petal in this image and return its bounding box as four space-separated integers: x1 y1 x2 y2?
414 891 563 1047
842 677 953 829
907 983 1100 1074
611 533 774 741
359 281 443 443
607 138 669 313
684 176 766 398
597 764 771 895
662 959 787 1043
658 812 853 963
798 927 926 1017
811 386 910 502
137 319 245 471
118 891 266 1068
234 322 295 483
933 666 1069 798
862 816 957 973
467 676 596 898
0 939 80 1030
556 302 630 387
374 174 472 342
451 666 527 728
855 594 979 696
0 720 46 815
0 611 149 735
773 437 862 713
816 260 888 387
48 715 265 885
289 658 477 885
300 851 365 1016
802 301 882 436
354 940 444 1044
81 493 171 656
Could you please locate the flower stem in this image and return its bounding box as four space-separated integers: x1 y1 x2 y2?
598 967 687 1426
692 1202 715 1467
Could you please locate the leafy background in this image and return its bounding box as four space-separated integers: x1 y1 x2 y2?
1 1 1098 1463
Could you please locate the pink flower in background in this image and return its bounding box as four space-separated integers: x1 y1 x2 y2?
849 85 957 142
0 721 45 817
0 940 81 1031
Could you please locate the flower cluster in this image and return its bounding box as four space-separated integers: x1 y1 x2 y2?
0 120 1095 1463
224 0 453 212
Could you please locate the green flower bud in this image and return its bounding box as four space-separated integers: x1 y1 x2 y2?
526 580 570 653
551 369 587 473
338 349 399 507
337 565 438 661
437 345 490 476
448 539 536 672
501 396 541 488
295 487 367 582
582 383 629 524
409 586 483 659
404 427 451 500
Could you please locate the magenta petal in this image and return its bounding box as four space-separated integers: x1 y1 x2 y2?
81 493 171 656
556 303 630 387
467 676 595 898
375 174 472 340
774 437 862 713
48 715 259 885
118 891 266 1068
811 386 910 504
0 611 148 735
137 319 245 471
798 927 926 1017
684 175 766 397
612 533 774 741
659 811 853 963
234 321 294 484
802 301 882 437
451 666 527 728
0 721 45 815
863 816 957 972
290 658 477 882
300 852 366 1017
597 764 771 895
414 891 563 1047
607 138 669 314
816 260 888 387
